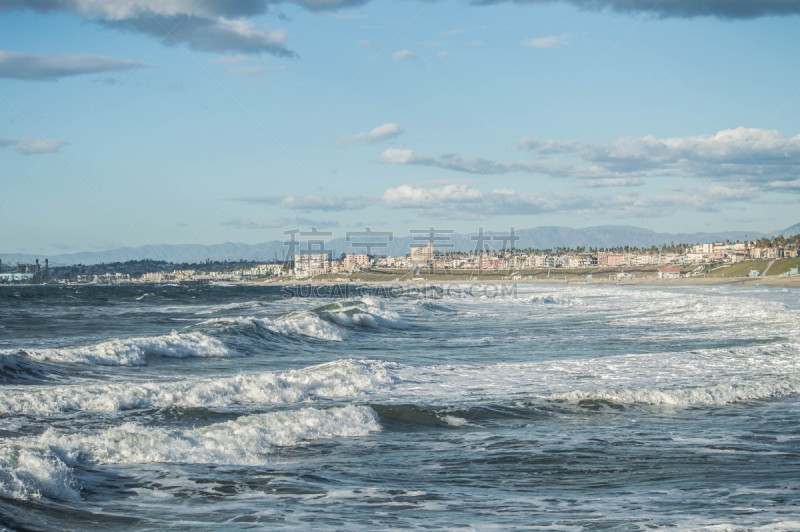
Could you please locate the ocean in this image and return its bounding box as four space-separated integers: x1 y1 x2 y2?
1 282 800 530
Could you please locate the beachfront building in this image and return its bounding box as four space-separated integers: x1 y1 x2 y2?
565 254 596 268
294 253 328 278
598 253 626 267
532 255 555 268
242 264 284 278
343 254 371 271
410 243 434 267
375 255 412 269
657 267 682 279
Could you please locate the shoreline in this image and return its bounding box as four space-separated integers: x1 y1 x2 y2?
252 273 800 288
6 275 798 289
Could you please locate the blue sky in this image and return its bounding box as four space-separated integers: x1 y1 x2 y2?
1 0 799 254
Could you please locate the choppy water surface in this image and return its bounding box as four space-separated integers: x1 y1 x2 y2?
2 283 800 530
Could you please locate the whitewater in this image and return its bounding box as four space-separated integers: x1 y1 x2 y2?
1 282 800 530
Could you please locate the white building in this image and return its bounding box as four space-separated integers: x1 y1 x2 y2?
295 253 329 277
410 243 434 267
343 254 371 271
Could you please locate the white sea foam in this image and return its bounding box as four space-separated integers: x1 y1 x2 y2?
0 447 80 502
0 359 398 415
0 405 380 501
704 522 800 532
266 314 346 341
547 378 800 407
21 331 232 366
38 405 380 466
389 340 800 409
529 294 583 307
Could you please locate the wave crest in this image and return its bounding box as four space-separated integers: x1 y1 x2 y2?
0 359 398 416
20 331 233 367
200 298 406 342
39 405 380 466
548 378 800 408
0 447 80 502
0 352 54 383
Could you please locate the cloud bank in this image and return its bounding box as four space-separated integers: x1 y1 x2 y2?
474 0 800 19
380 128 800 191
4 0 797 64
1 1 294 56
380 182 749 219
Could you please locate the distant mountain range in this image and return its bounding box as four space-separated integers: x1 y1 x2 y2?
2 223 798 266
772 222 800 238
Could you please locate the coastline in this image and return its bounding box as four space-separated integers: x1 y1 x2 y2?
4 275 799 289
247 275 800 289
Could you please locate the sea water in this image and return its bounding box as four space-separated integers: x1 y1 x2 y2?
1 283 799 530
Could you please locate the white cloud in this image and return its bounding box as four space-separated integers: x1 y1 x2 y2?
381 184 588 218
381 128 800 191
337 123 403 146
2 2 294 56
392 50 417 60
281 195 373 211
523 33 572 48
440 29 466 36
438 50 451 59
380 182 758 220
377 148 574 176
377 148 415 163
382 184 485 208
0 138 66 154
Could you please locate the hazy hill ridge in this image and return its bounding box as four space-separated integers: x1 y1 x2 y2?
3 223 797 266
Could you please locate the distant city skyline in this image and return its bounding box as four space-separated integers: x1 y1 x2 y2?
2 0 800 254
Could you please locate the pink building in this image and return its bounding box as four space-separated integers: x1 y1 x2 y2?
598 254 625 267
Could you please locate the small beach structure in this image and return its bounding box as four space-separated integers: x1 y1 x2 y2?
657 267 682 279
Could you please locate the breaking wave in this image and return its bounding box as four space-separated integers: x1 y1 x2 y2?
41 405 380 466
0 447 80 502
19 331 233 367
0 352 54 383
0 359 398 416
0 405 381 502
546 378 800 408
200 298 407 342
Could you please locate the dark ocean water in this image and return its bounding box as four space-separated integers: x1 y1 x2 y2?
1 283 800 530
